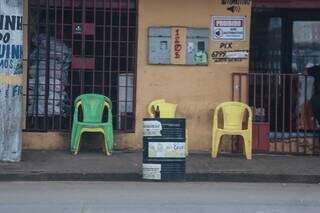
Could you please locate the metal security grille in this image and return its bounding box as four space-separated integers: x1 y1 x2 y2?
232 73 320 155
27 0 137 132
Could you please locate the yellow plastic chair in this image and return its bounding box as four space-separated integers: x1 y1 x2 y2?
211 101 252 160
148 99 188 156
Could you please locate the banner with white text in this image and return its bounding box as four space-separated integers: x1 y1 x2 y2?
0 0 23 162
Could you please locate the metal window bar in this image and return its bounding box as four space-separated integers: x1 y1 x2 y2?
232 72 320 156
26 0 137 132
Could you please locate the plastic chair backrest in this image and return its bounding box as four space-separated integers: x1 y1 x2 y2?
216 102 252 130
75 94 112 123
148 99 177 118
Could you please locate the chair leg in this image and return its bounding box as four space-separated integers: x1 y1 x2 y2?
102 133 111 156
101 138 107 154
212 131 222 158
241 136 246 157
247 136 252 160
103 126 113 155
185 128 189 157
243 135 252 160
70 125 77 153
73 129 83 155
108 127 114 153
104 134 111 156
110 131 114 153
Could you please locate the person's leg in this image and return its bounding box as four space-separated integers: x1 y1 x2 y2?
311 94 320 125
311 94 320 151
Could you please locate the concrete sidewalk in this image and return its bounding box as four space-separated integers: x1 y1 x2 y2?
0 150 320 183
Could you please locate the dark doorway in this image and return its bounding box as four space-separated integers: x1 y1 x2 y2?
250 8 320 132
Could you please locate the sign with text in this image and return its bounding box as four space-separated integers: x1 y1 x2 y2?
142 163 161 180
212 16 245 40
148 27 208 65
220 0 251 5
171 27 187 65
0 0 23 162
148 142 185 158
143 120 162 137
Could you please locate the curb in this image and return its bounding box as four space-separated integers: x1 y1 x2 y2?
0 173 141 182
185 173 320 184
1 173 320 183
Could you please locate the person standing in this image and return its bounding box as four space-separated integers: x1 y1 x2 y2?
304 65 320 126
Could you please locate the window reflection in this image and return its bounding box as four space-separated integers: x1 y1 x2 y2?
292 21 320 73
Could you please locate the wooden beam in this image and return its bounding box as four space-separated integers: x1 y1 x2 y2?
253 0 320 8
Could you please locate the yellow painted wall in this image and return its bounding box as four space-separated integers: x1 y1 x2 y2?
116 0 252 151
23 0 252 152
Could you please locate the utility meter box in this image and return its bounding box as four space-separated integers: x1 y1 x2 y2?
148 27 209 65
148 27 171 64
186 28 209 65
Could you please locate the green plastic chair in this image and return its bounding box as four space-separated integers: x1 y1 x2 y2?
70 94 114 155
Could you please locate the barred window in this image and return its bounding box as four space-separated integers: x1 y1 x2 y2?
26 0 137 132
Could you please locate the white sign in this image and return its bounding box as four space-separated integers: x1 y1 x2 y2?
225 51 249 59
148 142 185 158
143 163 161 180
212 16 245 40
187 42 194 53
143 120 162 136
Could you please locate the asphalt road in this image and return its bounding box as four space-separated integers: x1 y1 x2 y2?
0 182 320 213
